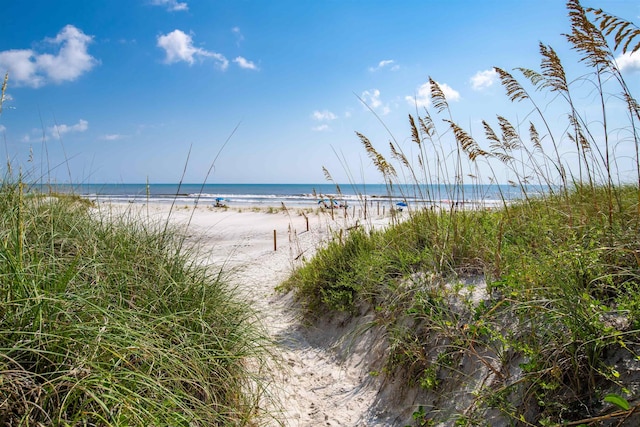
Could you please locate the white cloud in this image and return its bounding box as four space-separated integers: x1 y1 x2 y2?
405 82 431 108
49 119 88 139
470 69 498 91
157 30 228 70
312 124 330 132
440 82 461 102
101 133 125 141
405 81 460 108
0 125 5 133
0 25 97 88
157 30 204 64
232 27 244 46
311 109 337 131
233 56 258 70
150 0 188 12
369 59 399 72
361 89 391 115
0 50 40 86
617 51 640 72
312 110 337 121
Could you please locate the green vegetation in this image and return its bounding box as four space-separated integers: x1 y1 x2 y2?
282 1 640 424
0 180 271 425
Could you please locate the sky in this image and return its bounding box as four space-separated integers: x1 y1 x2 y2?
0 0 639 185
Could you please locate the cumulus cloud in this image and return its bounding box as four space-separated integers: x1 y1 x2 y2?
405 82 431 108
617 51 640 72
233 56 258 70
361 89 391 115
157 30 228 70
439 82 461 102
150 0 188 12
0 25 97 88
369 59 399 72
49 119 88 139
470 69 498 91
312 124 330 132
405 81 460 108
312 110 337 121
311 109 337 131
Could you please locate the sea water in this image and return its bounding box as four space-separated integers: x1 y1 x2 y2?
40 182 542 209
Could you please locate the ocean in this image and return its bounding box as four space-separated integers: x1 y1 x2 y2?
40 182 539 209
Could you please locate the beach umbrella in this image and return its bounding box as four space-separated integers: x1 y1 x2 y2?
396 201 408 207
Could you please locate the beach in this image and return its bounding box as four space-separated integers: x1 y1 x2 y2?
94 200 403 426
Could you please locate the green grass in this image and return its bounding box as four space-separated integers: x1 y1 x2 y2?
0 180 272 426
281 1 640 424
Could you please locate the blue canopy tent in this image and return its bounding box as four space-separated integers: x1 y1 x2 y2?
318 198 345 209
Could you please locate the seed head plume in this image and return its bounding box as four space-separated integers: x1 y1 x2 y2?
322 166 342 195
516 67 545 89
322 166 332 182
483 121 500 149
356 131 396 177
494 67 529 102
390 141 411 169
539 43 569 93
588 7 640 54
498 116 521 151
429 78 449 114
624 92 640 119
565 0 613 70
567 114 591 152
485 120 512 163
409 115 421 146
419 115 434 138
445 120 488 161
0 73 7 116
529 122 543 153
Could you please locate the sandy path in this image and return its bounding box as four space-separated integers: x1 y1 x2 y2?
100 203 392 426
184 208 384 426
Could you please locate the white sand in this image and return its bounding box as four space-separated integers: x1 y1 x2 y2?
96 201 403 426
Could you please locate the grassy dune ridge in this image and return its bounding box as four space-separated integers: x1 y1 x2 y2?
282 1 640 424
0 183 271 426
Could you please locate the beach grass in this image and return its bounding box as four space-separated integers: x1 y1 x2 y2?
0 179 272 426
281 1 640 424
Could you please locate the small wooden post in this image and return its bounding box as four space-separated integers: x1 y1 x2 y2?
306 216 309 231
273 230 277 251
377 201 380 216
364 200 367 220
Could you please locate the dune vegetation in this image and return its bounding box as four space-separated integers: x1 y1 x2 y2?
0 178 272 425
282 1 640 425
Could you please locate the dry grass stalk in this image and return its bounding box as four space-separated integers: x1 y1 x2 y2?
356 131 396 178
429 78 449 114
539 43 569 93
588 6 640 53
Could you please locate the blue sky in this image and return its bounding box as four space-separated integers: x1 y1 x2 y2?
0 0 639 184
